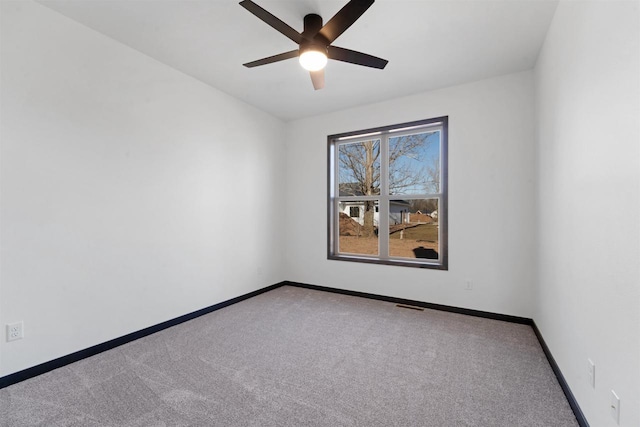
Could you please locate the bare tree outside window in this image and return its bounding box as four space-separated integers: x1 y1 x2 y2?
389 131 440 195
339 132 440 237
339 140 380 238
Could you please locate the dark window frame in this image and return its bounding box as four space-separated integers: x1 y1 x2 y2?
327 117 448 270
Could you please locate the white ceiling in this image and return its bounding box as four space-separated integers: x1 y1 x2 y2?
36 0 558 121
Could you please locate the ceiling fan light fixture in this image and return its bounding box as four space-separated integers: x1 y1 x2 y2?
299 48 327 71
240 0 388 89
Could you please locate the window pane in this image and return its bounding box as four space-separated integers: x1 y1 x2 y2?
338 200 379 256
338 139 381 196
388 199 439 259
389 131 440 195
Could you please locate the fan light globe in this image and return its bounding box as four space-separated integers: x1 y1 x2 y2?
299 50 327 71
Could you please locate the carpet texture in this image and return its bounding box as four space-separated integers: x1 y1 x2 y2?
0 286 578 426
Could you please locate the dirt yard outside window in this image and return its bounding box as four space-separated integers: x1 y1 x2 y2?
339 223 439 259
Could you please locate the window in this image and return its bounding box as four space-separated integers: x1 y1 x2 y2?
328 117 448 269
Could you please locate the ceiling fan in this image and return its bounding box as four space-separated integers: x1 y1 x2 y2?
239 0 388 90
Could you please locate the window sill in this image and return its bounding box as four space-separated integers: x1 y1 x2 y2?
328 254 448 270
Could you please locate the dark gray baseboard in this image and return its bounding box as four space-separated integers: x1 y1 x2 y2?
285 281 532 324
531 321 589 427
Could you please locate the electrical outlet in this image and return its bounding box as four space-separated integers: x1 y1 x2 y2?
6 321 24 342
587 359 595 388
465 280 473 291
610 390 620 425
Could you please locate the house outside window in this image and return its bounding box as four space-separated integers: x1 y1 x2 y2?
328 117 448 269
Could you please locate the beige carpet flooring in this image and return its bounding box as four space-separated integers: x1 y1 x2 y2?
0 285 579 426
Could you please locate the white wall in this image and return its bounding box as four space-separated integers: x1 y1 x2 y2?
284 71 537 318
535 1 640 426
0 0 286 376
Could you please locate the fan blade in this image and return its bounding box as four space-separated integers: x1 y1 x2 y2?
327 45 388 69
239 0 302 45
310 69 325 90
318 0 374 44
243 50 299 67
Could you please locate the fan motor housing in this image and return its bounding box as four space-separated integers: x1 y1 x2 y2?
303 13 323 37
301 14 328 55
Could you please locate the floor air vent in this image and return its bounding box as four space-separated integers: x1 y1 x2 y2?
395 304 425 311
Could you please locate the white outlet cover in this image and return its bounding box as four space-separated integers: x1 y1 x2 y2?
6 321 24 342
587 359 595 388
610 390 620 425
